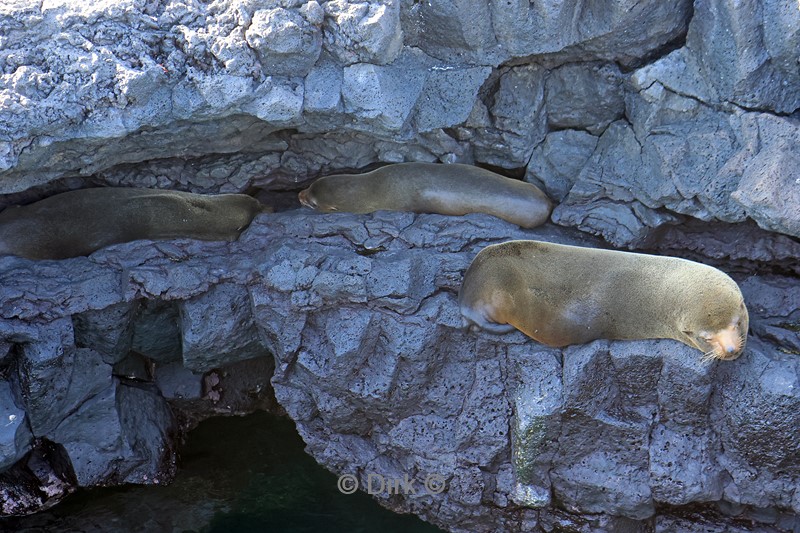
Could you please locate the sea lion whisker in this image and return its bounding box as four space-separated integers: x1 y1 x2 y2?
700 349 719 365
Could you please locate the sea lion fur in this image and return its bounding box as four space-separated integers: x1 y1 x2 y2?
0 188 265 260
458 240 749 361
298 162 552 228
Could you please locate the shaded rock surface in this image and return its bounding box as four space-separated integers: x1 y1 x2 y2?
0 412 443 533
0 0 798 531
0 211 795 532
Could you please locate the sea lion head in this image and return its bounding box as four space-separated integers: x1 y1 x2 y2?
679 283 749 362
213 194 267 233
298 177 343 212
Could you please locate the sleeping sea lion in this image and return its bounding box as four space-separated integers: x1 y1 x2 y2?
0 188 265 260
298 162 552 228
458 240 749 361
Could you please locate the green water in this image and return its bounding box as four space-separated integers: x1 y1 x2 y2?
2 411 444 533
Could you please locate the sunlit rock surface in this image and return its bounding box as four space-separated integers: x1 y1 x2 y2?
0 0 798 531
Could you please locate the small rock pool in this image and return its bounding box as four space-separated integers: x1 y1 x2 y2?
1 411 444 533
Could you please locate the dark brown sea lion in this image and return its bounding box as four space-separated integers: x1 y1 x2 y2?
0 188 265 260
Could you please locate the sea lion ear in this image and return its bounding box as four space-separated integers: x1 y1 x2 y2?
693 330 715 342
681 329 703 346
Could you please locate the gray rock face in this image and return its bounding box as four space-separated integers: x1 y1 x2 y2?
545 62 624 135
644 219 800 277
402 0 692 66
14 319 176 487
0 381 31 472
323 0 403 65
245 4 324 76
180 282 265 372
685 0 800 114
525 129 598 202
553 100 800 245
2 0 795 246
0 211 796 532
0 0 798 531
730 114 800 238
471 65 547 167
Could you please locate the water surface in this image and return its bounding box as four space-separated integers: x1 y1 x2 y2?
2 411 444 533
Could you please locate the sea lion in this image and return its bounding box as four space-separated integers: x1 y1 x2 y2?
458 240 749 361
0 188 265 260
298 162 552 228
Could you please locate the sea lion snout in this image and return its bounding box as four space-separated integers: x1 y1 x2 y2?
298 188 314 208
696 303 748 361
692 323 744 361
298 187 338 211
708 325 745 360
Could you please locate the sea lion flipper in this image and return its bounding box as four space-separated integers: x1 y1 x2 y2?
471 322 518 335
460 304 516 335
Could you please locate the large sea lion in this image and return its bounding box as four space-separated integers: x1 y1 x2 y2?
458 240 749 361
298 162 552 228
0 188 265 260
